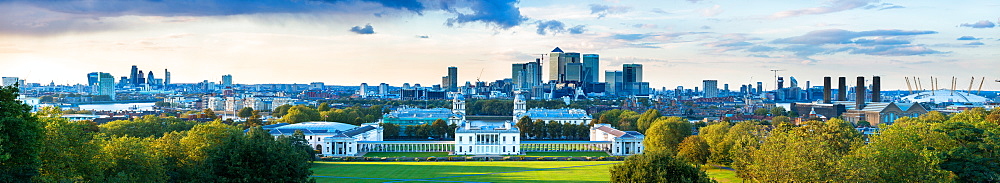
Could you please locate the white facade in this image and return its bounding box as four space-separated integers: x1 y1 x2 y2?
262 122 382 157
453 122 520 155
591 124 644 156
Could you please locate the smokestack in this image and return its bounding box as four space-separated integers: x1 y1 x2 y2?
856 76 865 109
872 76 881 102
823 76 832 103
838 77 847 101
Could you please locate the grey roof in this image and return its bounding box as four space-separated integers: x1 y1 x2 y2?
343 125 376 137
262 121 379 137
521 108 591 119
456 125 520 133
384 108 456 119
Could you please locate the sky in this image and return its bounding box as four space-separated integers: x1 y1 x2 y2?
0 0 997 91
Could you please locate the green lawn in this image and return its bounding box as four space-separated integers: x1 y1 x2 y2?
312 161 618 183
518 151 609 157
704 165 743 183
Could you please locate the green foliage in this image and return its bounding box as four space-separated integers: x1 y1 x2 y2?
725 121 763 177
839 116 956 182
637 109 662 133
207 127 315 182
283 105 321 123
35 114 102 182
466 99 514 115
200 108 217 120
0 85 42 182
699 123 732 165
753 108 769 116
431 119 450 139
744 119 862 182
316 102 331 112
643 117 693 154
381 123 401 139
771 116 792 126
318 105 383 125
97 136 167 183
99 115 198 138
769 106 787 116
237 107 254 118
609 150 715 183
516 116 533 138
676 135 710 165
272 104 293 117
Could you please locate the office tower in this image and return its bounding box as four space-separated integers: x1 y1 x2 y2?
565 63 583 82
441 76 450 90
512 59 542 91
130 65 139 86
2 77 21 86
97 73 115 100
561 52 581 82
548 47 564 81
87 72 100 86
222 74 233 87
703 80 719 98
582 54 599 83
777 77 784 89
379 83 389 96
118 77 129 87
790 77 798 88
136 70 145 86
623 64 642 83
756 82 763 94
359 83 369 98
447 66 458 92
605 70 623 95
724 84 729 92
164 69 171 86
147 71 155 86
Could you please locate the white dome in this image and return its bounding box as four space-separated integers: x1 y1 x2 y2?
900 90 990 103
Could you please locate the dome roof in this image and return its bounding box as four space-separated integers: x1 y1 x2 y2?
900 90 990 103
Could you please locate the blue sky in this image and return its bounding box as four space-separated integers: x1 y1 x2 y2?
0 0 997 90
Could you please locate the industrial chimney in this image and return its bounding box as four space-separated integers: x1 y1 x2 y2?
872 76 881 102
823 76 832 103
856 76 865 110
838 77 847 101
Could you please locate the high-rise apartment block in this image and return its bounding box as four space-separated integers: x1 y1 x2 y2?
447 67 457 92
703 80 719 98
222 74 233 87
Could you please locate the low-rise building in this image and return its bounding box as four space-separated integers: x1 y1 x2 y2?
590 124 644 156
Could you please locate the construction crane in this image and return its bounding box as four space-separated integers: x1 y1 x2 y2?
770 69 784 90
476 68 484 83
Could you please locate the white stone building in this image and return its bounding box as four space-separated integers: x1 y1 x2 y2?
591 124 644 156
512 93 592 124
262 122 382 156
453 121 520 155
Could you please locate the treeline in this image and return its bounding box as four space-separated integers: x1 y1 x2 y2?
515 117 590 140
465 99 573 115
0 85 315 182
611 107 1000 182
384 119 458 140
272 103 384 125
592 109 683 133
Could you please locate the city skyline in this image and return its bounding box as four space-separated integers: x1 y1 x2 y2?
1 0 998 90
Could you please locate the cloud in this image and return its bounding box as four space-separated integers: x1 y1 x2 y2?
631 24 658 29
862 3 904 10
700 26 711 29
349 24 375 34
568 25 586 34
769 0 876 19
589 4 632 18
965 42 985 46
650 8 671 15
687 0 704 3
445 0 528 29
957 36 981 40
534 20 585 35
959 20 996 28
702 5 723 17
416 35 429 38
844 45 942 56
535 20 565 35
0 0 530 34
772 29 936 45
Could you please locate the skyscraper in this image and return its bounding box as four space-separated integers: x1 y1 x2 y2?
623 64 642 83
147 71 155 86
447 67 458 92
703 80 719 98
136 70 145 86
97 72 115 100
130 65 138 86
222 74 233 86
564 63 583 82
582 54 599 84
605 70 623 94
163 69 171 86
547 47 564 82
512 59 542 91
87 72 100 86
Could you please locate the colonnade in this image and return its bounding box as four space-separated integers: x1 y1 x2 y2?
519 142 612 152
358 142 455 152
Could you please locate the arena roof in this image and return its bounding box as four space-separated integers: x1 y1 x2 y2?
900 90 990 103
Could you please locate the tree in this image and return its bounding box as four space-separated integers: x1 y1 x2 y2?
744 119 862 182
643 117 693 154
637 109 662 133
272 104 293 117
207 127 314 182
532 120 546 139
201 108 218 120
609 150 715 183
430 119 449 139
99 115 197 138
516 116 533 139
97 136 168 183
237 107 254 119
838 117 955 182
753 108 769 116
35 112 102 182
0 85 42 182
676 135 710 165
245 110 264 128
381 123 400 139
282 105 321 123
316 102 331 111
725 121 763 177
771 116 792 126
699 123 732 165
769 106 787 116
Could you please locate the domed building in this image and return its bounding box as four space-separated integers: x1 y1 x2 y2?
900 90 990 104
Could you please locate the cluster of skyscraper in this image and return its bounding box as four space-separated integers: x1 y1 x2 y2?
511 47 649 99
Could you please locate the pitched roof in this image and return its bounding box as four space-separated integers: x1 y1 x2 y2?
551 47 564 53
595 126 625 137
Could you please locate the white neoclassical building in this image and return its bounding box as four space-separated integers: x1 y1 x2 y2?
512 93 592 124
453 121 520 155
262 121 382 156
591 124 644 156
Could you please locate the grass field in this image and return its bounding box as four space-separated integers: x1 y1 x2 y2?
704 165 742 183
312 161 618 183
